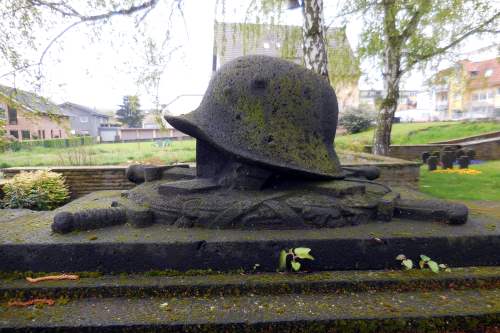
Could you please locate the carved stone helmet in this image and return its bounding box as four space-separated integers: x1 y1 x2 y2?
166 55 344 178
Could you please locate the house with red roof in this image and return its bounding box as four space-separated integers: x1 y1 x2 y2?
0 85 70 141
429 57 500 120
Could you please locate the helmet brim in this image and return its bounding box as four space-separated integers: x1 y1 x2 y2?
165 111 344 180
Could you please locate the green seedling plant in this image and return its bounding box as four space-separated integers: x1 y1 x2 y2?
396 254 450 273
419 255 451 273
278 247 314 272
395 254 413 270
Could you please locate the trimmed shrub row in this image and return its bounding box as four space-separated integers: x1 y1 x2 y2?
2 136 96 152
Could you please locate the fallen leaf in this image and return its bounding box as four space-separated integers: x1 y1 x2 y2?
8 299 55 307
26 274 80 284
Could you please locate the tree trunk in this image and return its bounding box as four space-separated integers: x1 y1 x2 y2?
372 0 401 156
301 0 329 81
372 56 401 155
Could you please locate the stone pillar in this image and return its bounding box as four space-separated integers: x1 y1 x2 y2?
441 150 455 169
427 156 438 171
421 152 430 164
458 156 470 169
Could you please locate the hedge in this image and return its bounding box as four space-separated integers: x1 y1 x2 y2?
2 136 96 152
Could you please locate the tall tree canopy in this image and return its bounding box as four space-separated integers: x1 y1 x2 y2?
0 0 182 93
116 95 144 128
342 0 499 155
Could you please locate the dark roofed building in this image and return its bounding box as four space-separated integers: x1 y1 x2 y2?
59 102 110 137
0 84 70 141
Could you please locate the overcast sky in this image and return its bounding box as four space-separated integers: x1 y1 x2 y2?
0 0 498 113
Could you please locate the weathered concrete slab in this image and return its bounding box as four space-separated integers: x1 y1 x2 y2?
1 286 499 332
2 267 500 300
1 191 499 273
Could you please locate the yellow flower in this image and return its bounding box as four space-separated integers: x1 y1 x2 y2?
431 169 481 175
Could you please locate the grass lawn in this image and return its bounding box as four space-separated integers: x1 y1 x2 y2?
1 120 499 168
419 160 500 201
0 140 196 168
335 121 500 151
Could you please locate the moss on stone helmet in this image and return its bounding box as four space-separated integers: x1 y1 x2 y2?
166 55 343 179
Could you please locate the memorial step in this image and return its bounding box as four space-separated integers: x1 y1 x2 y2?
1 267 499 332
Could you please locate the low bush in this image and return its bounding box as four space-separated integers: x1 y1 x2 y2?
339 108 375 134
1 170 70 210
1 136 96 152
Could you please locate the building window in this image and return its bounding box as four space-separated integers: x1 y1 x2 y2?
7 106 17 125
59 129 62 138
479 92 486 100
80 116 89 123
21 130 30 140
470 70 479 78
484 69 493 77
487 90 494 99
42 130 45 139
50 129 54 138
9 130 19 139
472 93 479 101
275 42 281 48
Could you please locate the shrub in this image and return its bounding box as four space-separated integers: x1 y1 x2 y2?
57 147 95 166
339 108 375 134
1 136 96 152
1 170 70 210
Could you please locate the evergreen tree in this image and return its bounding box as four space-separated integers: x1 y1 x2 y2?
116 95 144 128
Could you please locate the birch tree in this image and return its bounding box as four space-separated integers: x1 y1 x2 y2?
301 0 330 80
343 0 499 155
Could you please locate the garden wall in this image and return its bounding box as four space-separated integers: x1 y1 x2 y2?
341 152 420 187
1 166 135 199
1 154 421 199
430 130 500 144
364 137 500 161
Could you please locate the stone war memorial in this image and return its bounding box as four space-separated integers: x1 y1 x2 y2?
1 55 500 332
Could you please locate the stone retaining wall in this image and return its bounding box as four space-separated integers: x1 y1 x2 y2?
1 155 421 199
340 151 420 187
364 137 500 161
431 130 500 144
1 166 135 199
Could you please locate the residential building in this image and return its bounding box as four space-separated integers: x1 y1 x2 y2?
428 57 500 120
359 89 383 110
98 108 189 143
0 84 70 141
99 126 188 142
142 109 165 129
359 89 419 112
59 102 110 137
213 22 360 112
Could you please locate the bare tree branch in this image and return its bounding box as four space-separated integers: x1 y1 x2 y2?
1 0 163 80
326 0 381 29
27 0 159 22
37 20 82 77
399 0 431 41
403 11 500 73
